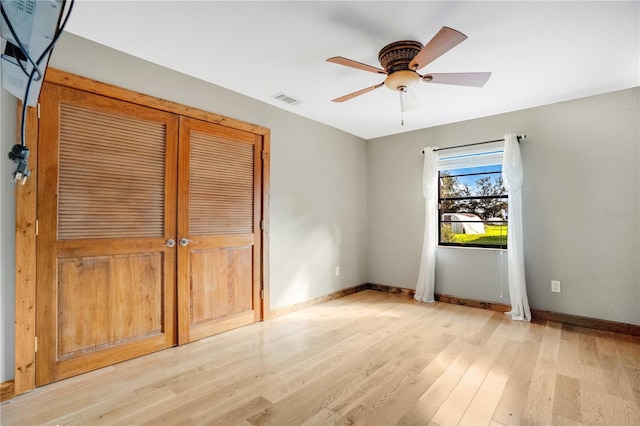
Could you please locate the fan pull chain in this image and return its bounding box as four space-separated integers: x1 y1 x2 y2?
399 89 405 126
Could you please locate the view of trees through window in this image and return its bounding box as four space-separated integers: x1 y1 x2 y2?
439 164 508 248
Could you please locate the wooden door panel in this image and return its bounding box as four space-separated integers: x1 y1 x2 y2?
178 117 263 344
56 103 167 239
57 252 164 360
188 128 255 235
190 246 253 324
35 83 178 385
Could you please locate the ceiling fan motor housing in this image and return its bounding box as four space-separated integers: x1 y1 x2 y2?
378 40 423 74
379 40 423 91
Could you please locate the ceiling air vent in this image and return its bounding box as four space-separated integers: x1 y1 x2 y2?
271 92 302 106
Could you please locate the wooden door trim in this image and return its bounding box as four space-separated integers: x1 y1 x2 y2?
14 69 271 395
14 103 38 395
261 134 271 320
43 68 269 136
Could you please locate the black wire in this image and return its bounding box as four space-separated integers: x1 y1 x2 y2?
0 3 43 81
17 0 75 148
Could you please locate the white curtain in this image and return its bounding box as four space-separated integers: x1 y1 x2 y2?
415 147 438 302
502 134 531 321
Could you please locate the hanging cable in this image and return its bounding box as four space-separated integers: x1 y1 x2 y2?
4 0 75 184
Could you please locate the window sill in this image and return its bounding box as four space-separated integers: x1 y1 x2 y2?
437 245 507 252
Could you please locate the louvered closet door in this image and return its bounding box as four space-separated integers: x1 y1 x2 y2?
35 83 178 385
177 117 262 344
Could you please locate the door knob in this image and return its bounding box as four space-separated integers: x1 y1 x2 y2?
179 238 195 247
164 239 176 248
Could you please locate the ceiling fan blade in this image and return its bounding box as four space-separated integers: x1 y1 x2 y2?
400 88 419 112
409 26 468 71
332 83 385 102
327 56 387 74
422 72 492 87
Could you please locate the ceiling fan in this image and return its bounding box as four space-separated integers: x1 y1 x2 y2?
327 27 491 120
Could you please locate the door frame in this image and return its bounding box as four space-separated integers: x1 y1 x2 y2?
13 68 271 395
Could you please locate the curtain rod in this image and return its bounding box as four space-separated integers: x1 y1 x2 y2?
421 134 526 155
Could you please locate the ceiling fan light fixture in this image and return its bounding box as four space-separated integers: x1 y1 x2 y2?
400 87 419 111
327 27 487 107
384 70 420 91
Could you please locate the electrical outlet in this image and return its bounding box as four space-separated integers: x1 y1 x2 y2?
335 266 340 276
551 280 561 293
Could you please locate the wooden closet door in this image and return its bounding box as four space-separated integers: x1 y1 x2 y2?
35 83 178 385
177 117 263 344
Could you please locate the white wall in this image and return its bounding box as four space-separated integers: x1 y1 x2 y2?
367 87 640 325
0 33 368 382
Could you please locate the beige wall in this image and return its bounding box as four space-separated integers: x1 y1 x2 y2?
0 33 369 381
367 87 640 325
1 87 17 383
1 32 638 383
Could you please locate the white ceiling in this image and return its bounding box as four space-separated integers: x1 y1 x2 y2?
64 1 639 140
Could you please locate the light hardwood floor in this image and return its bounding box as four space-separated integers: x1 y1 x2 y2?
2 290 640 425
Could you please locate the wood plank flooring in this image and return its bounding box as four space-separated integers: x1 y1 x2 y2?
2 290 640 425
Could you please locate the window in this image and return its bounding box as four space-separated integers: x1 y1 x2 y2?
438 149 507 248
